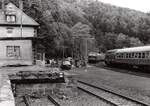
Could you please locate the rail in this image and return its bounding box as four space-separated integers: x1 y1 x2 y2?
47 95 61 106
23 95 30 106
78 80 149 106
78 86 118 106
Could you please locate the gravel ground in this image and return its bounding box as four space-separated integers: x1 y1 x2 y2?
1 65 150 105
14 74 114 106
29 96 55 106
14 82 112 106
51 89 111 106
15 90 112 106
15 97 26 106
78 77 150 104
68 66 150 105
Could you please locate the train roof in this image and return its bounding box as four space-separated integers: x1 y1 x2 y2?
106 49 118 53
116 45 150 53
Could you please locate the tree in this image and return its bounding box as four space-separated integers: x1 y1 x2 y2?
71 22 91 37
103 32 117 50
116 33 130 48
5 0 150 56
129 37 144 47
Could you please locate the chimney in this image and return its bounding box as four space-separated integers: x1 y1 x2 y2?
19 0 23 10
1 0 4 10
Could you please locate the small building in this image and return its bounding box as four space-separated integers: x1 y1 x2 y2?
0 2 44 66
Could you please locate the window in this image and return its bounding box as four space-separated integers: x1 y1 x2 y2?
118 53 121 58
146 52 150 58
7 46 20 58
129 53 131 58
134 53 138 58
7 27 13 33
126 53 129 58
142 52 145 58
123 53 126 58
138 53 142 58
6 27 13 37
120 53 122 58
6 15 16 22
34 29 37 37
131 53 134 58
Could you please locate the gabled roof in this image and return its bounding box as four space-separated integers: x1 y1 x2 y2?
0 3 39 26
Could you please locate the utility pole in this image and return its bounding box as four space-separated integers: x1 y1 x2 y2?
62 46 64 61
19 0 23 38
85 37 95 67
2 0 4 11
85 38 88 67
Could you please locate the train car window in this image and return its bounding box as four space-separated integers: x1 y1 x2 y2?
129 53 131 58
128 53 129 58
126 53 129 58
121 53 123 58
148 52 150 58
142 52 145 58
134 53 138 58
139 53 141 58
118 53 120 58
119 53 121 58
128 53 130 58
115 55 117 59
131 53 134 58
123 53 126 59
116 53 119 58
126 53 128 58
149 52 150 58
146 52 149 58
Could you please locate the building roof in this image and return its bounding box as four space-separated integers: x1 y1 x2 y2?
116 45 150 53
0 3 39 26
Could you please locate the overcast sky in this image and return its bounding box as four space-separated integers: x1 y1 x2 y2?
99 0 150 13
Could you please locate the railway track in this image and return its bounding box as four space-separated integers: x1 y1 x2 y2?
47 95 61 106
78 80 149 106
22 94 61 106
22 95 30 106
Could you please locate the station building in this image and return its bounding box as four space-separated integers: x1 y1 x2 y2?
0 2 44 66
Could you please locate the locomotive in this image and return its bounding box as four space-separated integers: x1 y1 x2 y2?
88 52 105 63
105 45 150 69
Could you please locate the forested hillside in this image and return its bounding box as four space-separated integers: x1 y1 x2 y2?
3 0 150 57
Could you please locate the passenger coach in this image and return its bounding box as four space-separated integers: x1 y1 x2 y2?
105 46 150 69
